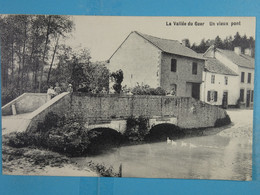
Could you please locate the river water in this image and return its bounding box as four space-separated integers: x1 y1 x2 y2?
73 110 253 180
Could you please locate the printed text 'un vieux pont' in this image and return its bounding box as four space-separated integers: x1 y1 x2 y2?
166 21 241 27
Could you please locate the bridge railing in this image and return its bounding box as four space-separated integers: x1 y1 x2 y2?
1 93 48 116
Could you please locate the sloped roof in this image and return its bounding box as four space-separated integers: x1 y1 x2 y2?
205 58 238 76
135 31 204 60
217 48 255 69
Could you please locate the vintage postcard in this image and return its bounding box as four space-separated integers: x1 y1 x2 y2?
1 16 255 180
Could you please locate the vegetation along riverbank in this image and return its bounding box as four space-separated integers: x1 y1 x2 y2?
2 111 231 176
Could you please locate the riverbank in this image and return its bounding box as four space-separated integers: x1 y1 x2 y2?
2 138 98 176
218 109 253 140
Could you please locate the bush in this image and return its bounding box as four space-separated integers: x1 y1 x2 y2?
124 116 149 142
110 69 124 94
7 112 90 157
131 85 166 95
37 112 64 133
87 161 121 177
214 114 231 127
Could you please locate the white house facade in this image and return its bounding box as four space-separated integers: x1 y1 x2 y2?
203 46 255 108
200 58 239 108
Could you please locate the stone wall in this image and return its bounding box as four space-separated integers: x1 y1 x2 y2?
160 53 204 96
27 93 71 132
2 93 48 116
71 94 227 129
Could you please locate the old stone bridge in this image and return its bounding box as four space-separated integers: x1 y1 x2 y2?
2 92 228 135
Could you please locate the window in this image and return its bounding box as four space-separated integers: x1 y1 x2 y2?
241 72 245 83
207 91 218 102
171 59 177 72
211 75 215 84
248 73 251 83
251 90 254 102
240 89 244 102
224 76 228 85
192 62 197 75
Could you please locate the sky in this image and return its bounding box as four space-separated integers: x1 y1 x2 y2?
64 16 256 62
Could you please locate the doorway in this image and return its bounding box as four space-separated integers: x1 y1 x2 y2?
191 83 200 100
222 91 228 109
246 90 251 107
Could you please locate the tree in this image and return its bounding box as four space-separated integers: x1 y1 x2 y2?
232 32 242 47
214 36 223 49
190 32 255 57
0 14 74 103
50 47 109 92
191 39 209 53
38 15 74 92
223 36 233 50
110 70 124 94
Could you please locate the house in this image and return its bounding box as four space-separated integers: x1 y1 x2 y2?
108 31 205 99
203 46 255 108
200 57 239 108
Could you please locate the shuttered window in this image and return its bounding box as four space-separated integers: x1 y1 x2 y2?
207 91 211 102
207 91 218 102
241 72 245 83
192 62 197 75
171 59 177 72
214 91 218 102
240 89 244 102
248 73 251 83
211 75 215 84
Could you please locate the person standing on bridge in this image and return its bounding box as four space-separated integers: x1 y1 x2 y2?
54 82 62 96
47 85 55 101
67 84 73 93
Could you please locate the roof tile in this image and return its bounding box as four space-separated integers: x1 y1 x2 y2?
205 58 238 76
135 31 204 60
217 48 254 69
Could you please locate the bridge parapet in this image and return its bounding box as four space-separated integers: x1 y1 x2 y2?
71 94 227 129
2 93 228 135
2 93 48 116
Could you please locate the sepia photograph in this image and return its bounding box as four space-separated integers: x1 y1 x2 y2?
1 15 255 180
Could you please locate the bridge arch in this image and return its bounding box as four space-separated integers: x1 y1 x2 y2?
86 127 125 155
145 123 184 142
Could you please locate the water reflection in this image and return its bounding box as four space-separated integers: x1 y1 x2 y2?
73 133 252 180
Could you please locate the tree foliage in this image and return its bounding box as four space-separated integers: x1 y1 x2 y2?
190 32 255 55
0 14 74 98
110 69 124 94
51 47 109 92
1 15 109 104
131 84 166 95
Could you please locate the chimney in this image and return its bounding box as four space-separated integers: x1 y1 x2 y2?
234 47 241 55
182 39 187 47
244 48 253 57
